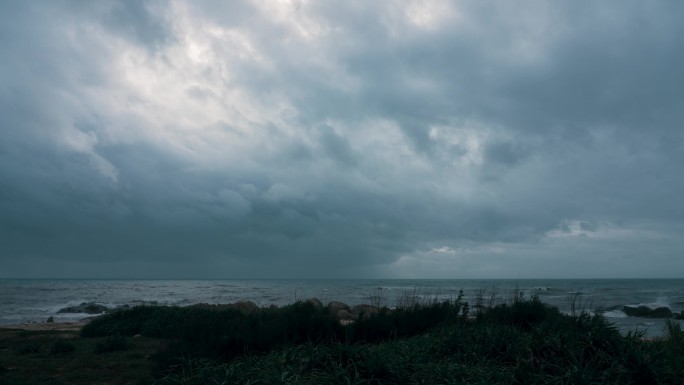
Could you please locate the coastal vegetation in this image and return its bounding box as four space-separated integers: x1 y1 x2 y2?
1 294 683 384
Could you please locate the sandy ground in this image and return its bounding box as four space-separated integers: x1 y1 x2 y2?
0 319 90 332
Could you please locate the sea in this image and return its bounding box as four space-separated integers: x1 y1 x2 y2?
1 279 683 337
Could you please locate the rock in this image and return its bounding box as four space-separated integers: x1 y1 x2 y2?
58 302 109 314
232 301 259 315
336 309 355 321
622 305 651 317
651 307 674 318
622 305 673 318
327 301 350 315
351 304 379 320
46 316 54 323
306 298 323 310
192 302 261 314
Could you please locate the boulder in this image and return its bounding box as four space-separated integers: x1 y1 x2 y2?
336 309 355 321
651 307 674 318
327 301 350 315
58 302 109 314
232 301 260 315
306 298 323 310
351 304 379 320
193 302 261 314
622 305 673 318
622 305 651 317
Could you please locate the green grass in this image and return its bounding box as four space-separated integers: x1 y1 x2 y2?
149 298 684 385
94 335 130 353
50 340 75 355
3 296 684 384
0 328 167 385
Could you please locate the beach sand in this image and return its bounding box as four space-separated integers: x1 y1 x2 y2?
0 320 90 332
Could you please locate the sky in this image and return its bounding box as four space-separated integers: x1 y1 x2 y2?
1 0 683 279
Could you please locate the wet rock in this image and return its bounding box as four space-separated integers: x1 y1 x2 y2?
651 307 674 318
232 301 260 315
193 302 261 314
58 302 109 314
622 305 651 317
622 305 673 318
336 309 355 321
327 301 350 315
351 304 379 320
306 298 323 310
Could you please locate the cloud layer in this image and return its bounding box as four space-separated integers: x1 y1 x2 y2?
2 0 683 278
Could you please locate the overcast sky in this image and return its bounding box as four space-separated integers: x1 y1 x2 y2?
1 0 683 279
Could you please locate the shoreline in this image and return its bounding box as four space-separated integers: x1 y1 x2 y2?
0 319 91 332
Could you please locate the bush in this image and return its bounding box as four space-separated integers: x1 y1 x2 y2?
95 335 130 353
82 299 468 362
51 340 75 354
102 297 684 385
16 343 41 354
480 296 561 330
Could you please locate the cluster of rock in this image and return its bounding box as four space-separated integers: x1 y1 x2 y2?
622 305 684 319
313 299 381 324
57 302 130 314
191 298 381 324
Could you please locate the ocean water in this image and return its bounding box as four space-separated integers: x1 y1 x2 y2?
1 279 683 337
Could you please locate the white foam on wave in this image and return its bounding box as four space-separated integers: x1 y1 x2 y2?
603 310 628 318
625 301 671 309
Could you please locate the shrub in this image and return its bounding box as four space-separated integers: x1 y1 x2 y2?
17 343 41 354
51 340 75 354
480 296 560 330
95 335 130 353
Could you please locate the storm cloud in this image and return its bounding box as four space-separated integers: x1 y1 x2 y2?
1 1 683 278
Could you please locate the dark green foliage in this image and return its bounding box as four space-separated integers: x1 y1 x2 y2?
94 335 130 353
155 312 684 385
83 299 466 361
84 301 344 360
347 300 464 344
50 340 75 355
16 343 41 354
81 305 163 337
81 298 684 384
479 295 559 330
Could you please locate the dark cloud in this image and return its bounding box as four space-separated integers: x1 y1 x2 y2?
102 0 175 50
1 1 683 278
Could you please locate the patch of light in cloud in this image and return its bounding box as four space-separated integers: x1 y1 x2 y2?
253 0 330 40
403 0 454 30
545 221 646 240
